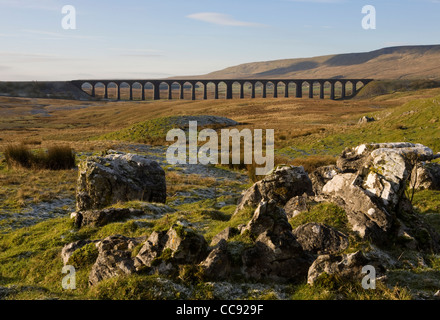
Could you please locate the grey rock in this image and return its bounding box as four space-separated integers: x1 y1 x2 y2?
88 235 142 286
210 227 239 247
200 239 232 280
307 251 369 285
241 200 292 237
309 165 341 195
241 230 312 283
76 153 166 211
61 239 98 265
134 225 208 273
234 166 313 214
358 116 375 124
283 195 309 219
411 162 440 190
321 173 392 244
292 223 349 255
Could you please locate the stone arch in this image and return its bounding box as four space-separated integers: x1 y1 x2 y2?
168 82 180 100
265 81 275 98
217 81 227 99
287 81 296 98
355 81 366 94
181 82 193 100
231 81 242 99
311 81 321 98
106 82 118 100
276 81 286 98
131 82 143 100
81 82 93 96
118 82 130 100
242 81 253 99
334 81 343 100
194 81 204 100
143 82 154 100
254 81 264 98
206 82 216 99
302 81 311 98
345 81 354 97
322 81 332 99
93 82 105 98
157 82 169 100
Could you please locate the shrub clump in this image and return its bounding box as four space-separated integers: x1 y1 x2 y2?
3 144 76 170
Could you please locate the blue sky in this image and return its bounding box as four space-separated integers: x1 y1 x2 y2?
0 0 439 80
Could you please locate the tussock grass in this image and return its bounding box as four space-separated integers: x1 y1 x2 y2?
3 144 75 170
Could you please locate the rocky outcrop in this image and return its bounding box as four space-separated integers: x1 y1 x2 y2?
134 225 208 275
239 200 314 282
234 166 313 214
411 162 440 190
76 152 166 211
283 195 309 219
320 142 440 247
88 235 142 286
241 200 293 237
71 203 174 228
309 165 341 195
199 239 233 280
307 251 370 285
292 223 349 255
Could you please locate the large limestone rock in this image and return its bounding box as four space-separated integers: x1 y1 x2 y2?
134 225 208 274
292 223 349 255
88 235 142 286
199 239 233 280
307 251 370 285
309 165 341 195
76 153 166 211
321 173 393 243
241 230 312 282
241 200 293 237
234 166 313 214
320 142 440 245
239 200 314 282
411 162 440 190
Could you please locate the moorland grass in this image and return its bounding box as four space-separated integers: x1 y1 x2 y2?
4 144 75 170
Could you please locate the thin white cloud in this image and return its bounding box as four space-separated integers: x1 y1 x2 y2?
186 12 265 27
22 29 100 40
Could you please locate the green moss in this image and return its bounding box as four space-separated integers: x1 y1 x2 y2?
68 242 99 269
289 202 349 232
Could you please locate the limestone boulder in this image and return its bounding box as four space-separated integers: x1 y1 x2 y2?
411 162 440 190
309 165 341 195
307 251 369 285
241 200 292 237
241 230 313 282
199 239 233 280
88 235 142 286
76 152 166 211
292 223 349 255
134 225 208 274
283 195 309 219
321 173 392 243
234 166 313 214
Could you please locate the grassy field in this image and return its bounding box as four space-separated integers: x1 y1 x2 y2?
1 83 440 300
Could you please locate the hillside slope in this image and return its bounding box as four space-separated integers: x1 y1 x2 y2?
197 45 440 80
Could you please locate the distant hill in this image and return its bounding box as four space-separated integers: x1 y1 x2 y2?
194 45 440 80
